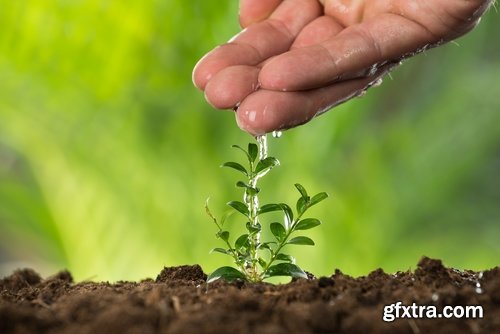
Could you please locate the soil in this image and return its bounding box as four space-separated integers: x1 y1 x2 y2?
1 257 499 334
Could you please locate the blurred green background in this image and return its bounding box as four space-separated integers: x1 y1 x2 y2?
0 1 499 282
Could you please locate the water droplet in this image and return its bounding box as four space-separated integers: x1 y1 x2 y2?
371 78 383 87
272 130 282 138
475 287 483 294
431 293 439 302
356 89 367 98
478 271 483 279
256 135 268 160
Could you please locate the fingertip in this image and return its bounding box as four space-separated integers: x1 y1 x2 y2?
204 65 260 110
192 54 213 91
236 90 306 135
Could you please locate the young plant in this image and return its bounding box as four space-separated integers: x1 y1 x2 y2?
206 135 328 283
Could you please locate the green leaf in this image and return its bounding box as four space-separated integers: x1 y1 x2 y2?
294 218 321 231
294 183 308 199
265 263 307 279
258 257 267 269
296 197 308 216
236 181 260 195
234 234 249 249
270 222 286 241
309 192 329 207
217 231 230 242
210 248 229 255
248 143 258 163
279 203 294 229
255 157 280 175
258 203 282 214
227 201 249 216
275 253 295 263
288 236 315 246
246 222 261 234
207 266 247 283
221 162 248 176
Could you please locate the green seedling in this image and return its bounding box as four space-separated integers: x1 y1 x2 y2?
206 135 328 283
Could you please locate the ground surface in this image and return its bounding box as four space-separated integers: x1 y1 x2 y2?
1 257 499 333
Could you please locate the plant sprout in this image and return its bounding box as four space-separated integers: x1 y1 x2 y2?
206 135 328 283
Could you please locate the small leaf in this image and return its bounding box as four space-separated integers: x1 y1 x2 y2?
210 248 228 255
296 197 308 216
288 236 315 246
270 222 286 241
257 242 276 251
258 257 267 269
248 143 258 163
227 201 249 216
234 234 249 249
246 222 261 234
255 157 280 175
294 183 308 199
275 253 295 263
279 203 294 229
207 266 247 283
236 181 260 195
309 192 329 207
217 231 230 242
259 203 282 214
294 218 321 231
265 263 307 279
221 162 248 176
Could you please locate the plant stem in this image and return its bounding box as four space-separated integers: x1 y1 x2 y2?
243 135 268 281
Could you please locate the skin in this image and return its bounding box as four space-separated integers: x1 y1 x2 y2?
193 0 493 136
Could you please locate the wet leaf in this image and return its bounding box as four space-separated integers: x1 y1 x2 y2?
258 257 267 269
248 143 258 163
270 222 286 241
275 253 295 263
221 162 248 176
227 201 249 216
294 218 321 231
236 181 259 195
288 236 315 246
217 231 230 242
265 263 307 279
296 197 308 216
234 234 249 249
246 222 261 234
258 203 282 214
207 266 247 283
294 183 308 199
210 248 228 255
279 203 294 229
255 157 280 175
309 192 329 207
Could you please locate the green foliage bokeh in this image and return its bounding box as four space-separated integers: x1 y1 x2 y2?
0 1 499 281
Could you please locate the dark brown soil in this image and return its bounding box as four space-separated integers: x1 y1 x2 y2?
1 257 499 333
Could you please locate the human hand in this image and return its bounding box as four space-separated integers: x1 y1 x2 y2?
193 0 492 136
